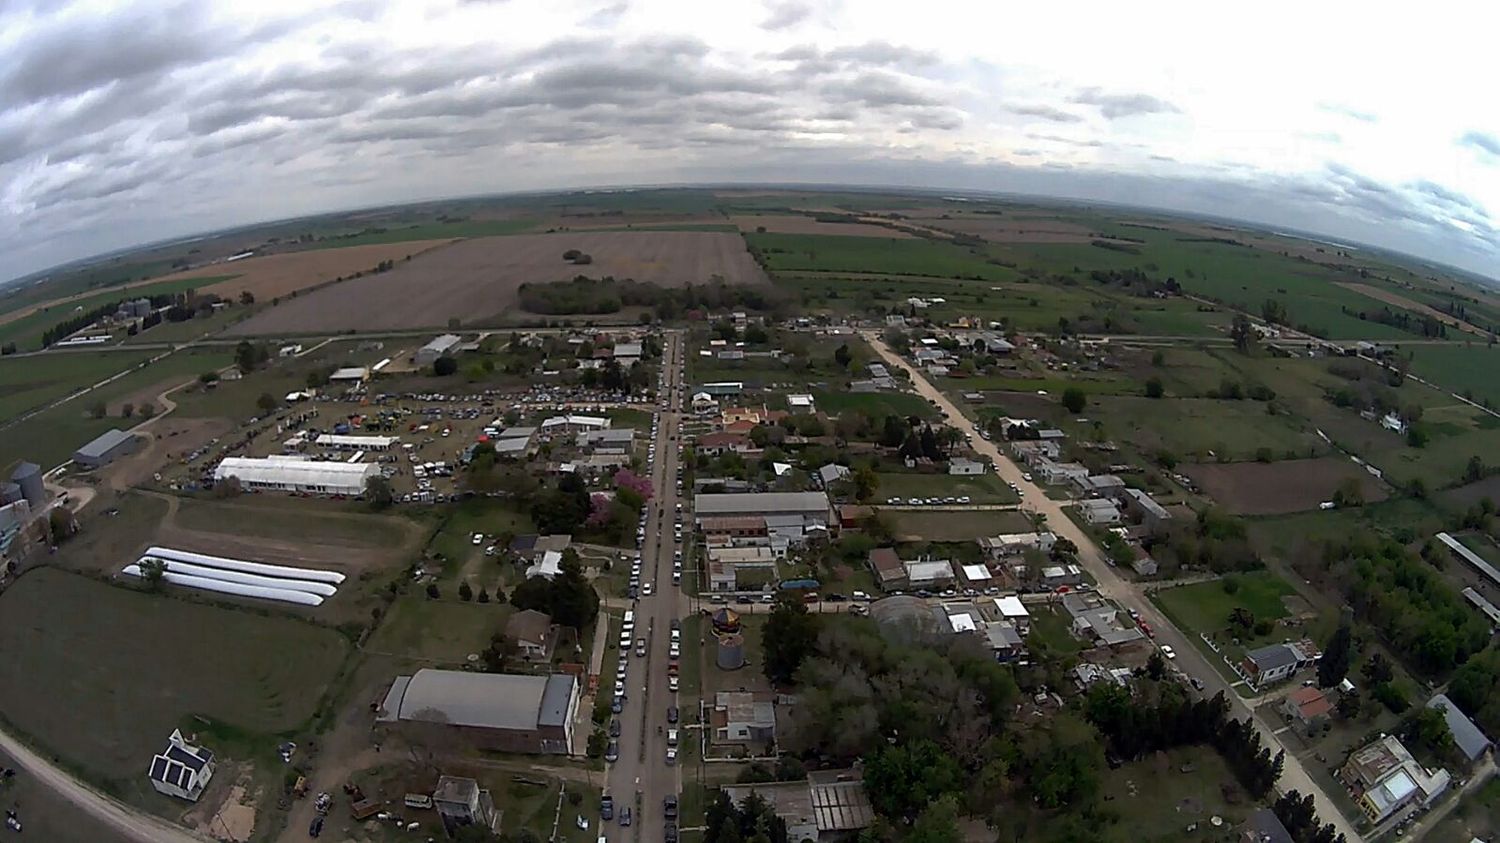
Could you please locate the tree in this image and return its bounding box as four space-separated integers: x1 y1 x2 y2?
256 392 277 413
1231 314 1255 352
459 580 474 602
140 404 156 420
1318 623 1353 688
426 582 440 599
853 466 878 502
863 740 963 823
239 290 255 305
1361 653 1393 685
1466 455 1487 484
235 340 260 373
138 557 167 591
477 586 491 603
1229 606 1256 633
762 595 819 685
1151 350 1165 367
1061 387 1086 414
365 475 394 510
834 343 853 369
89 400 107 419
1332 477 1364 507
433 355 458 376
1145 651 1166 681
1144 377 1164 398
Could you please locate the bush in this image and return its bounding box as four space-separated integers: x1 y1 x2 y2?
425 583 440 599
433 356 458 376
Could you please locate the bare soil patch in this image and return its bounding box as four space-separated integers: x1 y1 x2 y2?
1336 282 1488 337
99 416 233 491
1183 457 1388 515
228 231 767 334
729 214 914 238
151 239 457 302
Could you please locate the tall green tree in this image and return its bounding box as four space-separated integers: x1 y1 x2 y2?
762 595 819 686
1061 388 1086 414
1317 623 1353 688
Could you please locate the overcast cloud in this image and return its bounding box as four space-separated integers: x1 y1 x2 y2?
0 0 1496 282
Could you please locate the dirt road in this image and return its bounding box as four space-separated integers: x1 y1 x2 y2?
0 728 210 843
863 331 1363 843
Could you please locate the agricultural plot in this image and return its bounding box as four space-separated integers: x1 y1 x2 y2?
884 508 1032 542
1090 395 1325 463
1407 343 1500 410
147 239 459 303
230 231 766 334
728 214 913 238
1182 457 1388 515
0 569 349 801
746 232 1013 280
0 351 152 424
874 471 1019 503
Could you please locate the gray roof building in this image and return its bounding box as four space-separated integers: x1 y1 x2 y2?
73 428 138 468
694 492 831 517
377 669 578 754
1240 808 1294 843
1246 643 1299 673
1427 694 1491 761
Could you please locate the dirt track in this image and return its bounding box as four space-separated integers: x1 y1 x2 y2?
227 230 767 334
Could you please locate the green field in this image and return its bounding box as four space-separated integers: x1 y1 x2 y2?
0 276 236 352
811 389 934 419
747 232 1015 280
874 471 1019 503
367 596 511 663
174 496 419 548
0 568 349 801
1408 343 1500 409
1091 395 1325 462
1094 745 1250 843
0 351 153 424
884 508 1032 542
0 348 234 471
1154 571 1295 636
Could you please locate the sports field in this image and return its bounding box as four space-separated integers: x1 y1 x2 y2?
0 569 349 801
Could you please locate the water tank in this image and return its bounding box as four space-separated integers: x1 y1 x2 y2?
716 634 745 671
0 482 20 505
10 462 44 507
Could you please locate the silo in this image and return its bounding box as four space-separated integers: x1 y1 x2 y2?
10 462 44 508
716 634 746 671
0 482 20 505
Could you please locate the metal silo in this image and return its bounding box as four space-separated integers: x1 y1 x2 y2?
716 633 745 670
9 462 44 508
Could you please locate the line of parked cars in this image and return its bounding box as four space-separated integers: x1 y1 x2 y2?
885 496 972 505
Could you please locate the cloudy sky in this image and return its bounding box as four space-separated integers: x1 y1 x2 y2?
1 0 1497 283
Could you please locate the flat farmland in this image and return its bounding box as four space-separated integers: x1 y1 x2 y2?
1183 457 1389 515
229 231 767 334
0 568 349 800
728 214 913 238
150 239 457 301
0 351 152 424
1092 395 1326 462
747 232 1013 280
0 275 235 352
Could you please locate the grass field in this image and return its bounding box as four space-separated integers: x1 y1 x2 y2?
884 508 1032 542
173 496 419 548
299 218 537 247
367 596 511 663
120 305 248 343
1095 745 1250 843
1154 571 1295 637
0 275 235 352
429 497 535 575
1029 605 1084 655
0 568 349 801
1092 395 1325 462
0 348 234 472
874 471 1019 503
747 232 1014 280
1407 343 1500 409
810 389 934 419
0 350 153 424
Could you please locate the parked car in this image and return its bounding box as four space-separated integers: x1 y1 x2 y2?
309 816 324 837
1161 645 1177 659
601 795 614 820
664 795 679 820
609 719 621 737
605 740 620 762
620 808 633 827
667 705 679 723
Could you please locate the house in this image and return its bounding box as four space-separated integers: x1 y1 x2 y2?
1381 412 1407 434
147 729 215 802
525 550 564 580
980 532 1057 557
700 516 770 543
1427 694 1492 761
721 406 766 426
1037 458 1089 486
1073 663 1134 691
1239 808 1295 843
377 670 580 754
694 493 833 546
957 563 995 589
540 415 609 436
948 457 985 476
1131 547 1159 577
1122 488 1173 533
992 595 1030 631
868 548 905 590
1339 734 1450 825
705 546 777 592
505 609 554 660
1075 473 1125 498
433 775 499 835
692 392 720 413
1066 594 1145 646
696 432 755 456
904 558 954 588
982 621 1026 660
577 428 635 454
1241 643 1304 688
613 341 643 367
815 464 850 489
1043 564 1084 587
1011 440 1061 465
712 691 776 743
723 770 874 843
1080 498 1122 525
787 394 816 413
1281 686 1333 733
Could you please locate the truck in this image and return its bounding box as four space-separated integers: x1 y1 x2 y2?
350 798 382 820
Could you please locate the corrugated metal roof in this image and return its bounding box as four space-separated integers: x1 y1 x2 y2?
214 457 377 492
394 669 559 731
1428 694 1491 760
694 492 830 515
76 428 133 459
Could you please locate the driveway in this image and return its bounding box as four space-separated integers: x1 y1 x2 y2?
863 331 1363 843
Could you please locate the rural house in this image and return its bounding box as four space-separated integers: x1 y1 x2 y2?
433 775 499 836
1080 498 1122 525
147 729 215 802
1339 735 1450 825
904 558 955 588
695 432 755 456
505 609 554 660
1280 686 1333 734
867 547 905 589
1122 488 1173 533
948 457 986 476
712 691 777 743
722 771 874 843
816 464 850 489
1241 642 1317 688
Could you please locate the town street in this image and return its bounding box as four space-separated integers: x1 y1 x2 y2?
863 331 1362 843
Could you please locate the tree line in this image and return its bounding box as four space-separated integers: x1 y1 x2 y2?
517 276 785 318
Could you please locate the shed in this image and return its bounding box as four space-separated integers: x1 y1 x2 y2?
73 428 139 469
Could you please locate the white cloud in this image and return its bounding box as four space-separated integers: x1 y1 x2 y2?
0 0 1495 281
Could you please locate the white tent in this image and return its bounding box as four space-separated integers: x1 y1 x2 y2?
214 456 377 496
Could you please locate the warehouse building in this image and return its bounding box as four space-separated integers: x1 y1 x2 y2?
214 456 378 496
376 669 579 755
694 492 833 546
415 334 463 366
73 428 140 469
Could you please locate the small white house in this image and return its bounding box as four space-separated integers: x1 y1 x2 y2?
787 394 816 413
949 458 985 476
148 729 215 802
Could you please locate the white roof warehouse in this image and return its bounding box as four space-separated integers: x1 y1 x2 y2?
377 669 579 755
214 456 378 496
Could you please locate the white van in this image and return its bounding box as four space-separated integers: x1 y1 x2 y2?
622 611 635 631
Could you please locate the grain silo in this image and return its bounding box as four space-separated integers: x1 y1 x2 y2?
10 462 44 507
716 634 745 671
0 482 21 506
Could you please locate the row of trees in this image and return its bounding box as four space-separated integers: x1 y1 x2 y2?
517 276 784 318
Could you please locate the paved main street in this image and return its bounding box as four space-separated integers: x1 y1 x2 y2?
863 331 1363 843
603 330 688 843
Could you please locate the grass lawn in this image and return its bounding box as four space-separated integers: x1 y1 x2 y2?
1095 745 1251 843
367 595 511 663
122 304 251 344
0 348 235 472
0 350 153 424
174 495 419 548
1029 605 1084 655
885 509 1033 542
874 471 1019 503
747 232 1014 280
1155 572 1295 634
811 389 935 419
428 497 535 572
0 568 349 803
605 407 654 430
1091 395 1326 462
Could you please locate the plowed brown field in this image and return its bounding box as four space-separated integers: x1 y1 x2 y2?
228 230 766 334
155 239 458 301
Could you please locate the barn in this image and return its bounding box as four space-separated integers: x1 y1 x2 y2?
73 428 139 468
376 669 579 755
